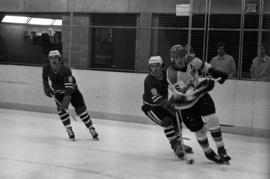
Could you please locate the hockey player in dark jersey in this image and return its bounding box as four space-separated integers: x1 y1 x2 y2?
142 56 193 159
167 44 231 164
42 50 99 141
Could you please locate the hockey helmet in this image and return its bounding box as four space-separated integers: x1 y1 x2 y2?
170 44 186 60
48 50 62 71
148 56 163 79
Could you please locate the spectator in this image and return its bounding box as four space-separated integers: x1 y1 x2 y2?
210 43 236 78
250 44 270 81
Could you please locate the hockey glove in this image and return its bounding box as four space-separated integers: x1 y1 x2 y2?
58 95 71 111
196 79 215 94
208 67 228 84
160 99 176 117
44 87 54 98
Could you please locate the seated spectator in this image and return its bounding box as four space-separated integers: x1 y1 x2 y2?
250 44 270 81
210 43 236 78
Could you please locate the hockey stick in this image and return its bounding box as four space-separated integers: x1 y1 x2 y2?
175 111 194 165
174 77 222 109
185 77 222 100
53 96 77 122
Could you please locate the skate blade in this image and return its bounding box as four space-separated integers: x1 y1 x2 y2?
69 138 75 141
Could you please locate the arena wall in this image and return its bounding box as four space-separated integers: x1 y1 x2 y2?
0 65 269 137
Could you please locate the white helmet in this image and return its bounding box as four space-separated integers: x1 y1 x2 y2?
149 56 163 65
148 56 163 79
48 50 62 71
49 50 61 58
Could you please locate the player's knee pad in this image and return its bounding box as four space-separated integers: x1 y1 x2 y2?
182 115 204 132
195 126 207 139
75 106 86 115
203 114 220 130
161 116 174 127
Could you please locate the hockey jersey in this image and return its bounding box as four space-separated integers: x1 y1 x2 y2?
167 56 211 109
143 70 168 106
42 64 78 95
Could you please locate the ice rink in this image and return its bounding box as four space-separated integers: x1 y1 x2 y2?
0 108 269 179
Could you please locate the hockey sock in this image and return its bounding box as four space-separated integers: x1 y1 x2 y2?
209 127 224 148
195 129 211 153
164 125 178 142
58 110 71 128
204 114 224 148
78 110 93 129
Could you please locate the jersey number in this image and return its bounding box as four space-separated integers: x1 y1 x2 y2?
151 88 158 96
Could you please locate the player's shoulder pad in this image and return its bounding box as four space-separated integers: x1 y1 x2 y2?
189 57 203 70
166 66 178 84
61 64 72 74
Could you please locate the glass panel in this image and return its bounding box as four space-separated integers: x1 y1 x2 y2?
210 14 241 29
90 14 136 71
0 14 63 65
192 14 205 28
156 29 188 67
207 30 240 78
244 14 259 29
191 30 204 60
158 14 189 28
241 31 258 79
262 14 270 29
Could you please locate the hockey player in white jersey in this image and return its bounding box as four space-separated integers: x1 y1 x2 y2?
167 44 231 164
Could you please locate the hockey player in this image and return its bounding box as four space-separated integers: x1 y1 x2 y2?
142 56 193 159
167 44 231 164
42 50 99 141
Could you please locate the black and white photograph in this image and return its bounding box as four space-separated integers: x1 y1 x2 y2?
0 0 269 178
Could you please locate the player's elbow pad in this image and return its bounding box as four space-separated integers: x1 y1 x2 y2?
43 80 50 89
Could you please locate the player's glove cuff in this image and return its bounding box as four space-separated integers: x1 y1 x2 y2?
208 67 228 84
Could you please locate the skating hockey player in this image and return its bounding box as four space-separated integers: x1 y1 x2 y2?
142 56 193 159
42 50 99 141
167 44 231 164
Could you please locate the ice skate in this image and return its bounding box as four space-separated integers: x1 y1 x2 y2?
170 139 184 159
66 127 75 141
205 149 224 164
89 127 99 140
218 147 231 164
